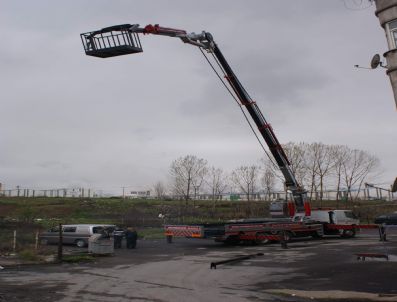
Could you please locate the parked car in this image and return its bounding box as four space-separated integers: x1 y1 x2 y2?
39 224 116 247
374 213 397 225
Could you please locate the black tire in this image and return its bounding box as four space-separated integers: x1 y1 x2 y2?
224 236 240 245
256 235 270 245
285 231 292 241
311 232 323 239
75 239 86 248
278 231 291 242
342 229 356 238
251 234 269 245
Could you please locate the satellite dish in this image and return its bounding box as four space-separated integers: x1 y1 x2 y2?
392 177 397 193
370 54 381 69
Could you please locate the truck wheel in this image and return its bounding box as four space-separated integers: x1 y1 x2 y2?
258 237 270 245
224 236 239 245
252 234 269 245
285 232 292 242
75 239 86 248
342 229 356 238
311 232 323 239
278 231 291 242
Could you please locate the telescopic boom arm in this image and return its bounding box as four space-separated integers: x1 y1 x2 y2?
81 23 311 216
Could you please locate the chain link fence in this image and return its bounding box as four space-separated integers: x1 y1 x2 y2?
0 221 43 255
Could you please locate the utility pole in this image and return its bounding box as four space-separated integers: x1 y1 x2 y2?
57 223 63 262
374 0 397 108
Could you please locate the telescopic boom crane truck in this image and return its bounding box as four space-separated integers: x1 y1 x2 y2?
81 24 377 244
80 23 311 218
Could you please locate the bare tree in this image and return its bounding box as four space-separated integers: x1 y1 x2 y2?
191 165 208 205
283 142 308 189
302 142 320 200
231 165 260 216
260 142 309 203
153 181 166 200
261 165 276 201
330 145 350 204
262 142 308 197
315 143 335 201
261 157 283 186
341 149 380 201
206 167 229 215
207 167 228 201
192 167 208 198
170 155 208 203
304 142 335 202
261 142 382 204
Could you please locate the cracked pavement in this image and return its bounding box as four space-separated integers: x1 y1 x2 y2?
1 230 397 302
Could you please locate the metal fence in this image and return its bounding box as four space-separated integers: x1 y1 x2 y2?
173 186 396 202
1 186 395 201
0 188 93 198
0 222 41 254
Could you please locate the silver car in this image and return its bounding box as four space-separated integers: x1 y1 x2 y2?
39 224 116 247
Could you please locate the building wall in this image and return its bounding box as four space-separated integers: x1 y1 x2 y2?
375 0 397 107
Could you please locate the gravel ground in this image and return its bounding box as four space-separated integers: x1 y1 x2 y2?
1 230 397 302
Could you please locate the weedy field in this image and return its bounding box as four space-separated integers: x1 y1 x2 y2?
0 196 396 257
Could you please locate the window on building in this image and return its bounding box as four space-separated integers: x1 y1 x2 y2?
386 19 397 49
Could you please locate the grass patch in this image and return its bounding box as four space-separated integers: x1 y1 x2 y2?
62 254 95 263
138 227 165 240
18 249 39 261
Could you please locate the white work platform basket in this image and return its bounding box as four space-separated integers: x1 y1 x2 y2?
80 25 143 58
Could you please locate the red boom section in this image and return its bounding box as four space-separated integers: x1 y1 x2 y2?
143 24 187 36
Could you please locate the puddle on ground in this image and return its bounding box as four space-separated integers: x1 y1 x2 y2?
356 254 397 262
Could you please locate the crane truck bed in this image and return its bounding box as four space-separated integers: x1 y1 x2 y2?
164 209 381 244
164 218 324 244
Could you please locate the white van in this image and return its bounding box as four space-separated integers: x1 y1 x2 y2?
294 210 359 225
39 224 116 247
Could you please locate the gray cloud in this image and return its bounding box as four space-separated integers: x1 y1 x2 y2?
0 0 395 193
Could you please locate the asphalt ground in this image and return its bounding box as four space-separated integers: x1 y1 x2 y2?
1 229 397 302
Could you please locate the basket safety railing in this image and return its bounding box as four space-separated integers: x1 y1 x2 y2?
80 29 143 58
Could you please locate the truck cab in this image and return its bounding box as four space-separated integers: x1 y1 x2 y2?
331 210 359 225
293 209 359 238
294 210 358 225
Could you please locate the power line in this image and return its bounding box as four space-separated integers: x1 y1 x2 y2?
198 47 278 168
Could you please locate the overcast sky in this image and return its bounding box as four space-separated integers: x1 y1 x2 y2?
0 0 396 194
